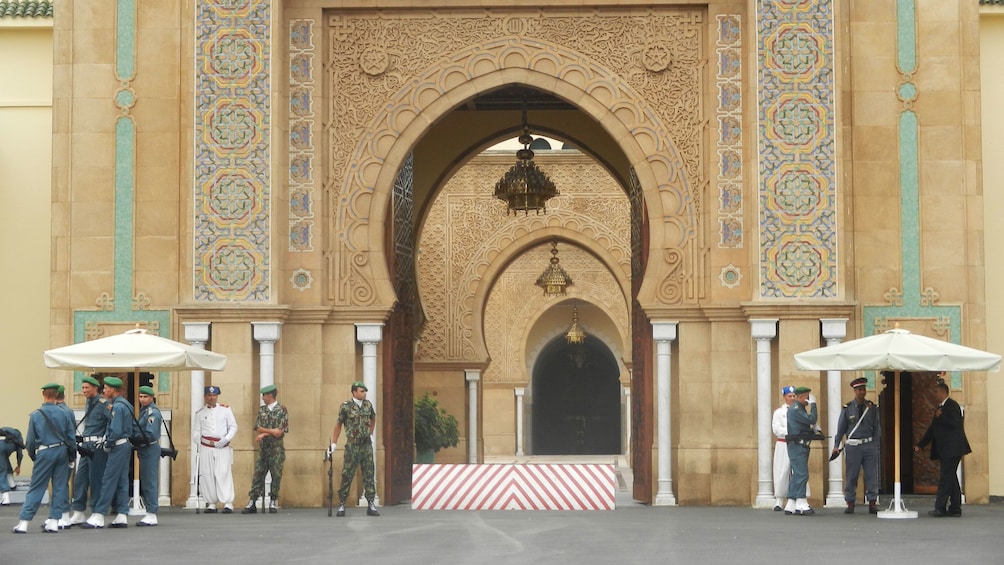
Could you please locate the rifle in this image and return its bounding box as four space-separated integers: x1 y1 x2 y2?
325 448 333 517
195 446 201 515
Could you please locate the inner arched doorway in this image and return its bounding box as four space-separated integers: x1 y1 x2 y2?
532 334 621 455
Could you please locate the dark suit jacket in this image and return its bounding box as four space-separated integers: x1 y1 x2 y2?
917 397 972 461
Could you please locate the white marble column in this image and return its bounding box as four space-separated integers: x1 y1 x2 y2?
159 410 172 507
252 321 282 503
466 370 480 463
514 387 525 457
751 319 778 508
652 321 678 506
355 323 383 506
252 321 282 399
623 385 631 459
183 322 210 510
821 318 848 508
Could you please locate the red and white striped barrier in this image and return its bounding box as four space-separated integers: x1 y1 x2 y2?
412 464 615 510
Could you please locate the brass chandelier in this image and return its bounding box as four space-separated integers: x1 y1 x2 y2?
493 105 559 215
535 240 572 296
565 306 586 344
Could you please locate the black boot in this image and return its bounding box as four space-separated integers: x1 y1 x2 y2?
844 501 854 514
241 501 257 514
268 500 277 514
336 502 345 517
367 502 380 516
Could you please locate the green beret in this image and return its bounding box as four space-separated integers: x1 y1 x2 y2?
57 385 65 394
104 376 124 388
82 376 100 387
139 386 155 396
260 384 277 395
40 382 61 390
794 386 812 394
351 381 367 391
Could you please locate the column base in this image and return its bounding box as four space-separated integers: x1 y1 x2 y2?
754 494 776 509
184 495 206 510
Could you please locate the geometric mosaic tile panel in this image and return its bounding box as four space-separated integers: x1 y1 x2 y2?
289 18 315 252
716 13 744 248
756 0 838 298
193 0 272 301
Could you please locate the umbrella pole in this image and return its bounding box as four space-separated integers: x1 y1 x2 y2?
130 368 144 515
877 370 917 519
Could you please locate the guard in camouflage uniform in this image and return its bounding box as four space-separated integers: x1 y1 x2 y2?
329 381 378 517
242 384 289 514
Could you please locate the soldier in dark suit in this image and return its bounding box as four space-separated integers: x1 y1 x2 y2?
915 377 971 517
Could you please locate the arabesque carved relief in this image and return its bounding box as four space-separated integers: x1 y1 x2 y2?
326 8 705 307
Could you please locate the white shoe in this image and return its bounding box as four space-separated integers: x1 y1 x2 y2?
137 514 158 527
81 513 105 529
11 520 28 534
0 492 9 505
110 513 128 528
783 499 797 515
57 517 72 529
69 511 86 525
43 519 59 533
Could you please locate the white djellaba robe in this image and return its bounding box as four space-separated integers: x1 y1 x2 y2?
772 404 809 505
193 404 238 507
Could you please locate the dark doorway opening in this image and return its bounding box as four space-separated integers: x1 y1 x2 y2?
879 370 941 495
532 334 621 455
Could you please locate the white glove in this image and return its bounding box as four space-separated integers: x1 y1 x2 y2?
327 442 337 456
808 393 817 404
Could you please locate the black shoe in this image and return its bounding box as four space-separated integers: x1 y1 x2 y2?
773 505 782 512
204 506 217 514
367 504 380 516
844 503 854 514
268 501 277 514
241 502 257 514
868 501 879 514
784 510 795 515
336 503 345 517
798 508 815 516
948 508 962 517
222 507 233 514
928 509 948 517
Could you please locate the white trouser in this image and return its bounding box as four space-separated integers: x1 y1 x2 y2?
198 445 234 505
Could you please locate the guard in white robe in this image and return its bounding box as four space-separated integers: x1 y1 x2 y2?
193 385 238 512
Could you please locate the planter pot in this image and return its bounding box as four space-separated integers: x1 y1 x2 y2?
416 449 435 464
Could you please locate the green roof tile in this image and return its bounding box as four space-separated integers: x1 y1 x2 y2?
0 1 53 18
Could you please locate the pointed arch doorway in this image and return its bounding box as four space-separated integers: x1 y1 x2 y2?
531 334 622 455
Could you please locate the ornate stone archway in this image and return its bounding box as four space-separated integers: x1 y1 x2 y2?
325 8 706 312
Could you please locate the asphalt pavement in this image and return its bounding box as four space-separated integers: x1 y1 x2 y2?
3 497 1004 564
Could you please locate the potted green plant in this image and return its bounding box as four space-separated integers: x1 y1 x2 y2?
414 392 460 463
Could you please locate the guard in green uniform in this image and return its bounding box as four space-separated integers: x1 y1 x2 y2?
328 381 378 517
242 384 289 514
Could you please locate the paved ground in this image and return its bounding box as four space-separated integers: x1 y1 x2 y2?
4 496 1004 564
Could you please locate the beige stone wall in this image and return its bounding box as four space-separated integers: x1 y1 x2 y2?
980 6 1004 497
0 19 52 475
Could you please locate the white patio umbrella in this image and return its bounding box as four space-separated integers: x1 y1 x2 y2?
43 327 228 514
43 327 227 372
794 328 1000 519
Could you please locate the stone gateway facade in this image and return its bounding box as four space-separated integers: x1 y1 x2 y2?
45 0 991 507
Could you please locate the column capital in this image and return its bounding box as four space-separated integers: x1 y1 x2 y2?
749 319 778 340
465 369 481 382
183 322 211 344
651 320 678 342
251 320 283 343
355 323 384 344
514 387 525 397
820 318 848 341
